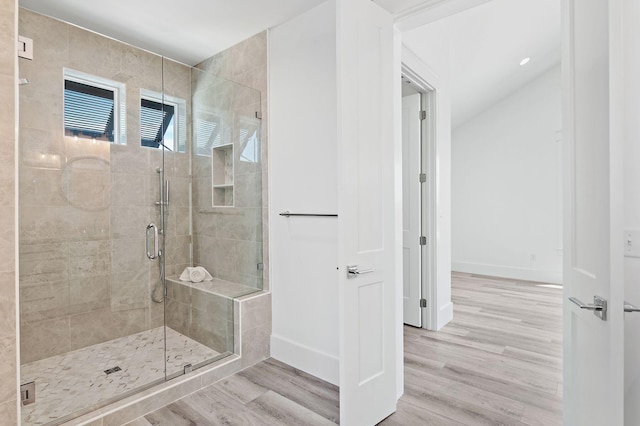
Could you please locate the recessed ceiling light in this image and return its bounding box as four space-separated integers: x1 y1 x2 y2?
520 57 531 66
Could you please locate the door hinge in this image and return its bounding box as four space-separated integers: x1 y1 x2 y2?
21 381 35 405
419 173 426 183
419 110 427 120
419 236 427 245
420 299 427 308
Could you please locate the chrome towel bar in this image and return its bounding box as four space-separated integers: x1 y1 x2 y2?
279 211 338 217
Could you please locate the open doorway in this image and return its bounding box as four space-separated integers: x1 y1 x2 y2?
395 0 563 423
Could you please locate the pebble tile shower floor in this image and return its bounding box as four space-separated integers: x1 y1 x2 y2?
21 326 222 425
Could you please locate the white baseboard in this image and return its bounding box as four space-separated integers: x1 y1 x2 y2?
452 261 562 284
436 302 453 330
270 334 339 386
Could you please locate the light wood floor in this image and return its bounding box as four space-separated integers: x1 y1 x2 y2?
130 272 562 425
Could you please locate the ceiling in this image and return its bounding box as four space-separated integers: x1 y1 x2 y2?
17 0 451 65
19 0 560 126
402 0 561 128
18 0 326 65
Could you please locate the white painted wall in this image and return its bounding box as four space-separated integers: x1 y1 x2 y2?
268 1 340 385
401 43 453 330
451 66 562 284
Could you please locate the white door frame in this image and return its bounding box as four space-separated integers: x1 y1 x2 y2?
400 56 441 331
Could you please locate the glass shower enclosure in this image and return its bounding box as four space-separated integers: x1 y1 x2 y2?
18 8 263 425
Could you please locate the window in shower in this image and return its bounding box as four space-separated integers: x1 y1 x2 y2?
63 68 126 143
238 117 260 163
140 89 187 152
195 114 224 156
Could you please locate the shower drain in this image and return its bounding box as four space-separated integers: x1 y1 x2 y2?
104 366 122 375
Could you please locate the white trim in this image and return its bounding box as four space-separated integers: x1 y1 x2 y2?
452 261 563 284
394 0 492 32
270 334 339 386
561 0 575 418
437 302 453 330
392 25 404 402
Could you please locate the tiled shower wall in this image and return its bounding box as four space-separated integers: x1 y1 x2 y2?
0 0 18 422
194 32 270 291
196 32 271 367
18 9 192 364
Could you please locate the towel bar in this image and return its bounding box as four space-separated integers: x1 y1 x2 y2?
279 211 337 217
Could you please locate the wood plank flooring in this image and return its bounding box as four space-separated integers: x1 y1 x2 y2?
130 272 562 425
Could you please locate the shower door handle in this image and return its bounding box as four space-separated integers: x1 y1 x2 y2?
146 223 159 260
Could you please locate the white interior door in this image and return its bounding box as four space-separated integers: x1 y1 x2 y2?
336 0 397 424
563 0 624 424
402 93 422 327
623 0 640 424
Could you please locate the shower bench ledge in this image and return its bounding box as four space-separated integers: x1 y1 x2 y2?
166 276 261 299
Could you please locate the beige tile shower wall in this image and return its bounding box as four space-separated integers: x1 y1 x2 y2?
165 280 233 352
0 0 18 422
194 31 269 291
18 9 192 363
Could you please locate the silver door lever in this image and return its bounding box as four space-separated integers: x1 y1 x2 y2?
624 301 640 313
347 265 373 279
569 295 607 321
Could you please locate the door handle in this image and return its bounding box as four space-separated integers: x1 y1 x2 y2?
624 301 640 313
146 223 159 260
569 295 607 321
347 265 373 279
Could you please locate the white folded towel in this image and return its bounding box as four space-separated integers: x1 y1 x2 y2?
179 266 213 283
190 268 205 283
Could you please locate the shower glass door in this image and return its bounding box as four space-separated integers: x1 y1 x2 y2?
18 7 263 426
18 9 167 425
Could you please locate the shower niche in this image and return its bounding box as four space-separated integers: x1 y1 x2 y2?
212 143 234 207
18 8 264 426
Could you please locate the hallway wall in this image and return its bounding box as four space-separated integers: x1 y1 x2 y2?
451 66 562 284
